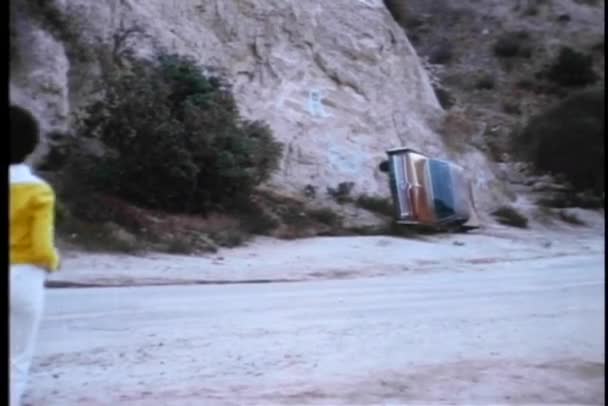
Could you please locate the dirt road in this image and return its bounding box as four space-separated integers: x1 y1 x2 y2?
26 250 604 405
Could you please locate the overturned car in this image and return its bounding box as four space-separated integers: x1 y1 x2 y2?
379 148 480 231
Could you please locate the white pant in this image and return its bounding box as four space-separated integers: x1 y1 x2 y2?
10 265 46 406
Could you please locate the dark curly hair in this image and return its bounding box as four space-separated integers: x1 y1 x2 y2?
10 105 39 164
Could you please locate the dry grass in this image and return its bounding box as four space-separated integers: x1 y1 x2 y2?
57 218 143 254
532 207 587 227
355 195 395 217
55 182 351 254
151 212 240 236
57 191 250 254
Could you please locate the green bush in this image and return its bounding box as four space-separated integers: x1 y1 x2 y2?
356 195 395 217
238 209 280 235
75 54 282 214
545 46 597 87
280 207 309 227
492 206 529 228
513 87 604 195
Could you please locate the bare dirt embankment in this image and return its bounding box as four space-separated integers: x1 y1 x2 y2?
48 212 604 288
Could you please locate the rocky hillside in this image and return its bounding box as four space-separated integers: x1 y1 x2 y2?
394 0 604 160
391 0 605 223
11 0 512 228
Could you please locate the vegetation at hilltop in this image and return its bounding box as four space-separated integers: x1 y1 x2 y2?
73 53 283 213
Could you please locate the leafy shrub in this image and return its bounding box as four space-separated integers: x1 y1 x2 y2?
513 87 604 195
238 209 280 235
75 53 282 214
493 31 533 58
280 207 309 227
544 46 597 87
492 206 529 228
68 193 149 234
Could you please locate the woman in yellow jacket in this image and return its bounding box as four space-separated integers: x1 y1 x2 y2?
10 105 60 406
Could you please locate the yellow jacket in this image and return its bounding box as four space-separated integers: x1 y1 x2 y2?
10 164 60 272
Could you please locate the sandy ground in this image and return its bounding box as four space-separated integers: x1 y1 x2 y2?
24 217 605 405
48 219 604 287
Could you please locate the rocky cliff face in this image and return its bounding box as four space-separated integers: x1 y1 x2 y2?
11 0 508 224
